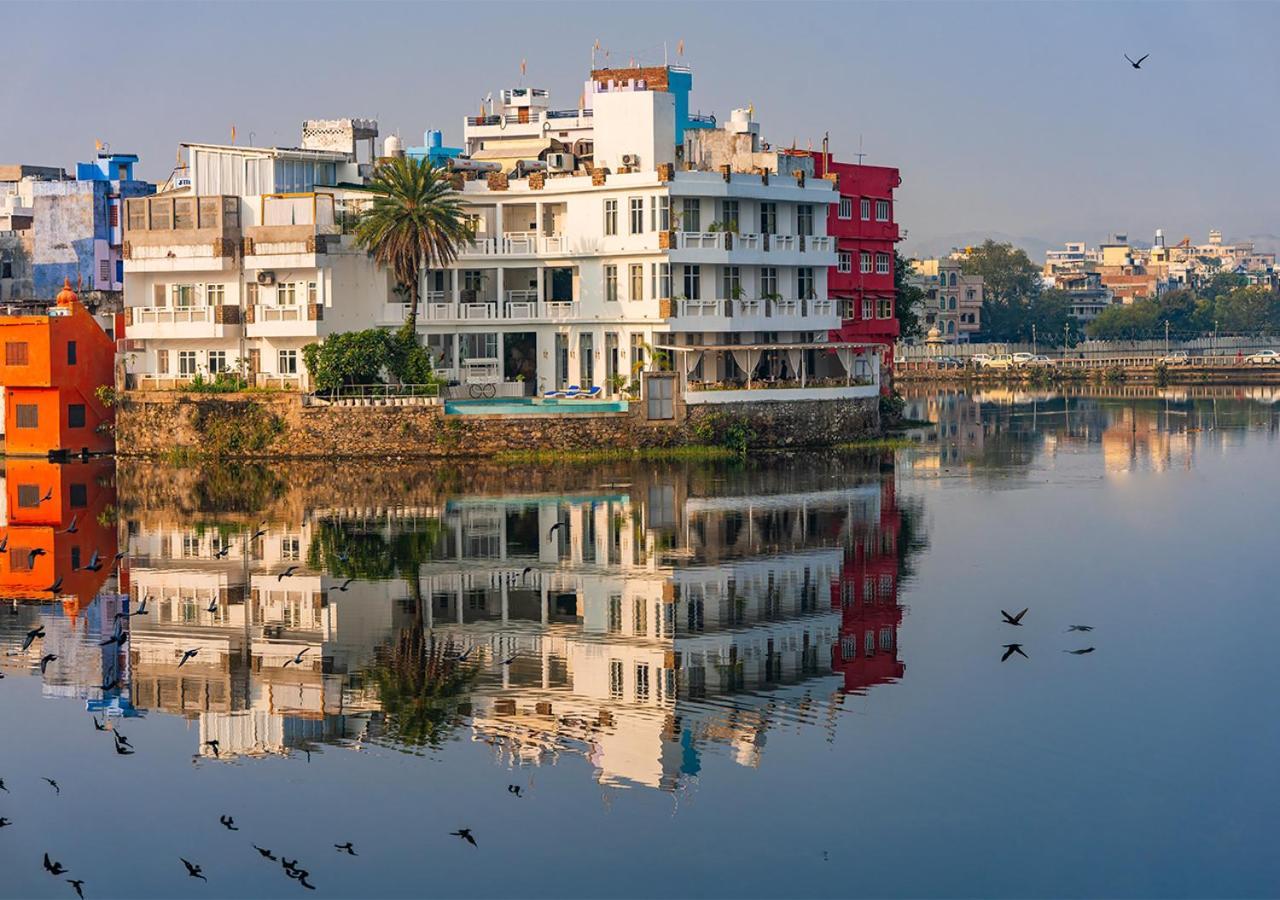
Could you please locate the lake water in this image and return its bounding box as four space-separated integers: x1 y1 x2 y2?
3 386 1280 898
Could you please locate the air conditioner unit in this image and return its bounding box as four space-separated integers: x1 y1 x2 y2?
546 152 575 173
621 153 640 168
256 271 276 286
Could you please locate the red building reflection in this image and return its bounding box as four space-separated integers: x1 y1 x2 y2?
830 474 904 692
0 458 117 617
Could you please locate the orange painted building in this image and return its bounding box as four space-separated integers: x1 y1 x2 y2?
0 458 117 615
0 279 115 456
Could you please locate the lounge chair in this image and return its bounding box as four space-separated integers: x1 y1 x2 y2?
578 385 603 398
562 385 582 398
543 389 566 399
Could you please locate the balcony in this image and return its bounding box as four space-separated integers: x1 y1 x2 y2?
669 297 839 331
415 299 580 323
244 194 345 260
123 195 241 272
244 303 323 337
458 232 569 258
668 231 837 263
125 304 242 340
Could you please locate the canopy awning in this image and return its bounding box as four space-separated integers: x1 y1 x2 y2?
471 139 558 170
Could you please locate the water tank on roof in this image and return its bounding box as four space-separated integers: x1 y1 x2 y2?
384 135 405 158
426 130 443 150
726 108 759 136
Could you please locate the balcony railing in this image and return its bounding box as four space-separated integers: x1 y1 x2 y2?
673 231 834 253
458 233 567 257
671 298 837 319
132 305 214 326
420 300 580 322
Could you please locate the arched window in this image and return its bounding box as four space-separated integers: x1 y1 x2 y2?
947 320 956 333
0 250 12 280
949 296 957 310
948 272 957 287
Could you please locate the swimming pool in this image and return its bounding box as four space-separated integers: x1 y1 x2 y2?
444 397 630 415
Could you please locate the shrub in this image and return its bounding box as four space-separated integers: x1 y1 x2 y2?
302 329 396 392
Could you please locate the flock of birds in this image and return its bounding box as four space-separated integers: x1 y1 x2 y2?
999 607 1095 661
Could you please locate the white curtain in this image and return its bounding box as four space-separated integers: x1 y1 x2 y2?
835 347 855 375
683 350 704 378
732 349 755 379
786 348 803 380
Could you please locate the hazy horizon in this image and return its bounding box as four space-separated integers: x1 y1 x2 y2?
4 0 1276 256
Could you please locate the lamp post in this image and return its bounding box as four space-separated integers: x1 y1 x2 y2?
1031 324 1037 355
1165 319 1170 357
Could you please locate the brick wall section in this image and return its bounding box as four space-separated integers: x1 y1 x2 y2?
115 393 879 459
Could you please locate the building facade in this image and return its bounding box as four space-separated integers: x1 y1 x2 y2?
909 257 983 342
810 155 900 379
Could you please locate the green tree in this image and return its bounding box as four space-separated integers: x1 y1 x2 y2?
1026 288 1072 347
960 240 1041 342
1214 286 1280 334
302 329 395 391
893 251 925 339
353 156 471 335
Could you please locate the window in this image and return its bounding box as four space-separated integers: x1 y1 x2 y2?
949 272 957 287
17 484 40 507
15 405 38 429
652 262 671 299
278 282 297 305
721 266 741 299
629 197 644 234
608 595 622 634
633 598 647 636
604 265 618 303
5 342 29 366
718 199 739 231
281 537 301 561
604 199 618 236
680 198 700 233
797 204 814 236
759 202 777 235
460 333 497 360
172 284 195 307
878 298 893 319
555 334 569 388
426 334 453 369
307 282 317 303
682 265 701 300
875 199 890 221
860 198 871 220
949 296 957 310
797 267 815 300
1 252 12 279
177 351 197 376
635 663 650 701
156 349 169 375
629 264 643 301
651 196 670 231
862 298 874 320
966 288 976 301
70 546 81 570
67 404 86 429
66 341 77 365
837 252 852 274
206 284 225 306
860 251 873 274
245 282 258 305
759 267 777 297
208 351 227 373
579 332 594 386
838 197 853 219
876 253 891 274
609 659 624 699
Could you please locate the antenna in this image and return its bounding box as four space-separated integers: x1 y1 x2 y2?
854 134 866 165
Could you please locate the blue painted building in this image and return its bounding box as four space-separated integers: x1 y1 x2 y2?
406 130 463 166
31 152 153 303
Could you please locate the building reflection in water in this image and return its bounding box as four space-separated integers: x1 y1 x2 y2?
1 457 922 793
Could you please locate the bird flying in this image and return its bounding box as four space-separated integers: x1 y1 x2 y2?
335 578 354 592
60 515 78 535
22 626 45 651
180 859 207 881
44 576 63 594
283 649 307 668
1064 647 1096 655
219 815 238 831
178 649 199 668
277 566 299 581
1001 643 1029 662
1066 625 1094 632
1001 608 1028 626
84 550 103 572
67 880 86 899
334 842 357 855
253 845 277 862
27 548 47 569
44 853 68 875
43 777 60 794
450 828 478 847
1125 53 1149 69
204 740 220 758
40 654 57 674
547 522 564 541
206 599 218 613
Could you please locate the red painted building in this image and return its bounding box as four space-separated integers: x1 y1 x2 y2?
830 476 904 693
810 154 901 387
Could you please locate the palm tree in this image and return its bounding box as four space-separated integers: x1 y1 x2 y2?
353 156 471 335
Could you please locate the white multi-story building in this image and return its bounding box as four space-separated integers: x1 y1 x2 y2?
121 69 877 399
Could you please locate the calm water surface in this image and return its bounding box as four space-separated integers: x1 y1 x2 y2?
3 387 1280 898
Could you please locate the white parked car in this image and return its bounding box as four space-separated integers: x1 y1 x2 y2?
1244 350 1280 365
969 354 993 368
1024 354 1055 367
1160 351 1190 365
985 354 1016 370
1011 352 1036 367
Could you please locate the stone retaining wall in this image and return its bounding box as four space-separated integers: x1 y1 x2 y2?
114 392 878 459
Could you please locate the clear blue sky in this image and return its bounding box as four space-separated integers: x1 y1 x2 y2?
5 1 1276 254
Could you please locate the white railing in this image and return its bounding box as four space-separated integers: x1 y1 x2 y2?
456 234 565 256
424 290 447 302
503 232 539 254
257 305 302 322
461 302 498 320
542 234 566 254
807 236 833 252
504 300 538 318
770 234 797 252
735 233 761 251
425 302 453 320
737 298 764 316
678 231 724 250
773 298 799 317
505 289 538 303
545 301 577 320
669 298 840 320
677 299 725 317
133 306 214 325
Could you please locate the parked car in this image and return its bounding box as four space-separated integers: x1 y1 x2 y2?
985 354 1016 370
1024 354 1055 367
1159 351 1191 365
1011 352 1036 367
1244 350 1280 365
929 355 963 368
969 354 993 368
